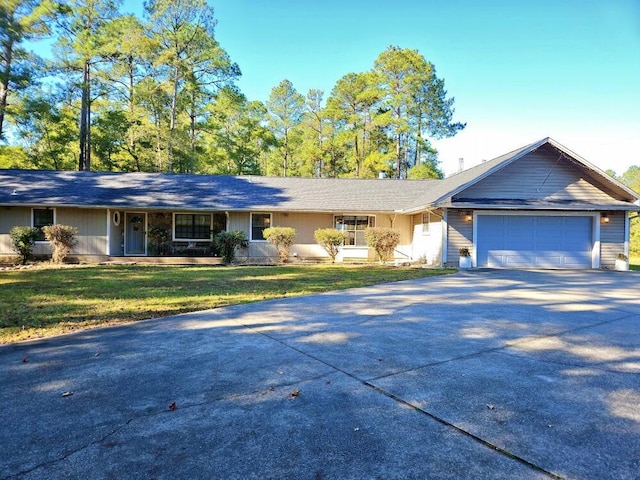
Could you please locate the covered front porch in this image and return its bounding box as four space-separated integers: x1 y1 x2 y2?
110 210 228 258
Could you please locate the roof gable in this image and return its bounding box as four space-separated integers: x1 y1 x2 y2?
402 138 640 212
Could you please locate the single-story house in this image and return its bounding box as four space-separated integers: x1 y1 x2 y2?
1 137 638 268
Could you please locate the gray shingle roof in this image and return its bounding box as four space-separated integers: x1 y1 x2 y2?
0 169 438 213
1 138 637 213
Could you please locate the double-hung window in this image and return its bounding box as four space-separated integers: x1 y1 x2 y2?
174 213 212 240
422 212 431 235
334 215 375 246
250 213 271 241
32 208 55 241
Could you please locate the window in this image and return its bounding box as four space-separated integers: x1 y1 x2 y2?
174 213 211 240
422 212 431 234
251 213 271 241
334 215 375 246
32 208 55 241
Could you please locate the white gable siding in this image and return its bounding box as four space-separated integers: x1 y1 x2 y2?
455 149 618 203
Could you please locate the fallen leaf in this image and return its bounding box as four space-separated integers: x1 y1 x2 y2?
486 403 495 410
289 389 300 398
169 402 178 411
353 427 360 432
22 357 28 363
62 391 73 397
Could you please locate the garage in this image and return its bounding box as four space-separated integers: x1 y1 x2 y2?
476 215 593 268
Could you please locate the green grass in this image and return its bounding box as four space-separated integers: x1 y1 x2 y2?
630 256 640 271
0 263 455 344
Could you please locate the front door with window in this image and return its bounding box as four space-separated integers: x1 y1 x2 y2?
125 212 147 255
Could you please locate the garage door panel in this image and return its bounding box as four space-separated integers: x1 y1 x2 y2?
477 215 592 269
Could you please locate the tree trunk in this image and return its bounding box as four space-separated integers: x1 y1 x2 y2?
167 66 180 173
78 59 91 171
395 132 401 178
0 38 13 141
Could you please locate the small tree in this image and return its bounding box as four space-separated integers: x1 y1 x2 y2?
42 225 78 264
314 228 347 263
263 227 296 263
214 230 248 264
364 227 400 263
9 226 39 264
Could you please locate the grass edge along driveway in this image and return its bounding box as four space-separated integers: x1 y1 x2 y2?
0 264 455 344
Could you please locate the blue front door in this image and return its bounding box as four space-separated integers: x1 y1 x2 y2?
125 212 147 255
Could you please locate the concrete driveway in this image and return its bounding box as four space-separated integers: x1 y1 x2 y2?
1 269 639 480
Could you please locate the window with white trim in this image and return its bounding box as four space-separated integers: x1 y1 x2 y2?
250 213 271 241
334 215 375 246
422 212 431 234
174 213 212 240
32 208 55 241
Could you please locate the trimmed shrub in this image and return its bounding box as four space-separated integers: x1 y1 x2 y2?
214 230 248 264
314 228 347 263
9 226 39 264
42 224 78 264
263 227 296 263
364 227 400 263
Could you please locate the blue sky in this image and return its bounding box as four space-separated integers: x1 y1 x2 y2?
124 1 640 176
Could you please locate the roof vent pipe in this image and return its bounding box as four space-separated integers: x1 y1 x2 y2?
458 158 464 173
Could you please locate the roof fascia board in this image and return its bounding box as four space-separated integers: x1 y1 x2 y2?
545 138 640 202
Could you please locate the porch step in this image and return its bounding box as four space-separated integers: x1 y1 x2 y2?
107 256 225 265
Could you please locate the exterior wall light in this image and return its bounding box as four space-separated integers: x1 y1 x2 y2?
601 212 610 224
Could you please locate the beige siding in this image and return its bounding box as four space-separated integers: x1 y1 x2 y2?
271 212 334 243
228 211 415 262
1 207 107 258
0 207 31 255
457 148 619 203
600 211 626 268
57 208 107 255
447 209 473 264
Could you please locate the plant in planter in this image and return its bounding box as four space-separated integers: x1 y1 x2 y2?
614 253 629 271
148 225 171 256
459 247 472 269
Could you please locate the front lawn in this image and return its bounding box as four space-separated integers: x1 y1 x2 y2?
0 264 455 344
630 256 640 271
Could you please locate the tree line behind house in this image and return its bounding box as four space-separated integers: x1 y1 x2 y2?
0 0 464 179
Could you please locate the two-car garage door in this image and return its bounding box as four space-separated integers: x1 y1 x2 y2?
476 215 593 268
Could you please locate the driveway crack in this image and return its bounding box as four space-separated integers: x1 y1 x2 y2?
362 381 565 479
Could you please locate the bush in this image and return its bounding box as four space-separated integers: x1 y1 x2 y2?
314 228 347 263
263 227 296 263
364 227 400 263
42 224 78 264
214 230 248 264
9 226 39 264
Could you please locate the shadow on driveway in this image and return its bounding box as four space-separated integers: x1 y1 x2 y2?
1 269 638 479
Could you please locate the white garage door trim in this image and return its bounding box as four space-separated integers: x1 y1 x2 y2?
472 211 601 268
